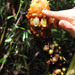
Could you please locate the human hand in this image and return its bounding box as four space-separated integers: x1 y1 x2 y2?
42 9 75 37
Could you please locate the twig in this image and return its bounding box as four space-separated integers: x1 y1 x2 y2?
66 54 75 75
27 51 40 67
17 54 30 75
14 14 22 28
11 0 17 20
0 42 12 71
16 2 22 19
7 0 10 11
0 51 9 71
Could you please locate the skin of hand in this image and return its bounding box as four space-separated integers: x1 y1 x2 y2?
42 9 75 38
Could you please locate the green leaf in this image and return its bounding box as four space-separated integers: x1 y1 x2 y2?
0 58 7 63
5 38 12 42
22 31 29 42
25 31 28 39
16 26 25 30
7 15 14 20
20 0 24 4
15 26 19 28
63 38 68 41
24 67 29 70
22 32 26 42
19 27 25 30
27 41 30 47
24 55 28 59
66 54 75 75
49 74 53 75
51 29 57 33
49 3 56 10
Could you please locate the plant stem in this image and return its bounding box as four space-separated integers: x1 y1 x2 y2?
0 41 12 71
66 54 75 75
16 2 23 20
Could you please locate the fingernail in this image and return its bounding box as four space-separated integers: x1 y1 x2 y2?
59 20 64 27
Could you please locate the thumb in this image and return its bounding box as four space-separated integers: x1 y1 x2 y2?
59 20 75 37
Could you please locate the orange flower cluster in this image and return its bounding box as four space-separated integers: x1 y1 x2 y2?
26 0 50 19
26 0 53 43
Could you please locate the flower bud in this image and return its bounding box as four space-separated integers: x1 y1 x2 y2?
62 67 66 72
58 46 61 50
33 17 39 27
43 45 49 51
49 49 54 55
54 69 61 74
53 41 57 44
52 57 58 64
61 72 64 75
41 18 47 27
55 54 60 58
59 56 63 61
55 43 59 47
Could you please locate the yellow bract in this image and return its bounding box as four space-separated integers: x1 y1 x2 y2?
41 18 47 27
33 17 39 27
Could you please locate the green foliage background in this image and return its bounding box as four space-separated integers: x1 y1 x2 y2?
0 0 75 75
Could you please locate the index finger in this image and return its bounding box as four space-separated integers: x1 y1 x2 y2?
42 9 74 22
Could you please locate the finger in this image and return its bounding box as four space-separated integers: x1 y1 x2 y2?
59 20 74 33
42 10 74 22
59 20 75 37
